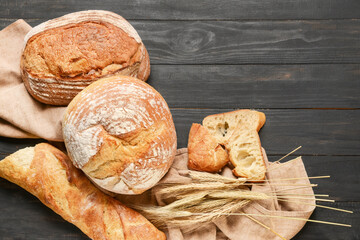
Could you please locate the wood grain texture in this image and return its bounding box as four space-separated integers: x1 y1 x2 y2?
0 177 358 240
147 64 360 109
0 178 89 239
134 20 360 64
0 0 359 20
171 109 360 155
1 19 360 64
0 109 358 156
0 137 43 156
0 154 357 200
293 201 360 240
0 0 359 238
266 156 360 202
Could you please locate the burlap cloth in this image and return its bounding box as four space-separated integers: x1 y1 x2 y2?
0 20 315 239
118 148 315 240
0 20 65 141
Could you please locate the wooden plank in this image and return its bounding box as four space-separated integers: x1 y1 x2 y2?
266 156 360 201
293 202 359 240
170 109 360 155
135 20 360 64
0 177 358 239
0 0 359 20
0 178 89 239
1 19 360 64
0 109 359 156
0 137 44 157
0 155 358 200
148 64 360 109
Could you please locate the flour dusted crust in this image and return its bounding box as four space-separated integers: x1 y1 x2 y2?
63 76 177 195
0 143 166 239
21 10 150 105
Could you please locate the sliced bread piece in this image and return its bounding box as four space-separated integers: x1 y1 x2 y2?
202 110 266 180
188 123 229 172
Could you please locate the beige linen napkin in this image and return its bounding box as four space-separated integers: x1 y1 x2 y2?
0 20 65 141
118 148 315 240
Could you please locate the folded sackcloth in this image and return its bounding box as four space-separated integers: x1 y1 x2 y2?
117 148 315 240
0 20 65 141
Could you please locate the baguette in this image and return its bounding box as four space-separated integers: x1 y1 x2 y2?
0 143 165 240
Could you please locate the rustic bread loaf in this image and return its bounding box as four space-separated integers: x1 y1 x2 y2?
63 75 177 195
188 110 266 180
21 10 150 105
0 143 165 240
188 123 229 172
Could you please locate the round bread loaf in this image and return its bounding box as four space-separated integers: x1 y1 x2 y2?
62 76 177 195
21 10 150 105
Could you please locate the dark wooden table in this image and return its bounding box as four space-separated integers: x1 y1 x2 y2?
0 1 359 239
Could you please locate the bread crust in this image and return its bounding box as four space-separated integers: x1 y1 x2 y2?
63 76 177 195
202 109 266 137
188 123 229 172
0 143 165 240
189 110 266 180
256 111 266 132
21 10 150 105
227 111 266 180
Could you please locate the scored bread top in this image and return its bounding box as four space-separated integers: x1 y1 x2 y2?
21 10 150 105
23 21 141 80
62 76 177 194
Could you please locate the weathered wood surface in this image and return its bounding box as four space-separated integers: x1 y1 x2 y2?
171 109 360 155
1 19 360 64
135 20 360 64
266 155 360 202
0 177 358 239
0 0 359 239
293 201 360 240
0 0 359 20
0 109 359 156
0 154 357 201
148 64 360 109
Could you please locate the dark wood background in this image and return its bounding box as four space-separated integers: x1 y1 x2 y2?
0 0 359 239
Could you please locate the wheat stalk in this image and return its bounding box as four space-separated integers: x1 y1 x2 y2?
272 146 303 164
188 170 247 183
208 190 270 200
191 212 352 228
245 214 288 240
156 182 238 196
277 199 353 213
130 153 352 233
131 167 285 230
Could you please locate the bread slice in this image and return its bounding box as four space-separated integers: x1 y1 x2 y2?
202 110 266 180
188 123 229 172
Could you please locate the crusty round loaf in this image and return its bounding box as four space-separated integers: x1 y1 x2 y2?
21 10 150 105
62 76 177 195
